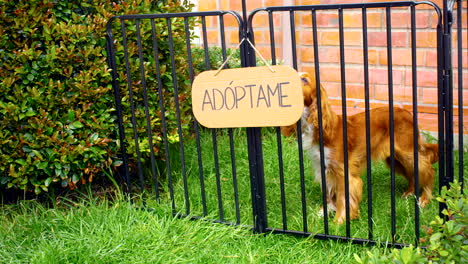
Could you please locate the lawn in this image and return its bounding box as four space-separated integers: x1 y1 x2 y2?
0 127 465 263
0 192 388 264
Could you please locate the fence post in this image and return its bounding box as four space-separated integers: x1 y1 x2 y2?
240 0 268 233
438 0 455 216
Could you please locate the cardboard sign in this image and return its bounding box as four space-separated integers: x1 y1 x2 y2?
192 65 303 128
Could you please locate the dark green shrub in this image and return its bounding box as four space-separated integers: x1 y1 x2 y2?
354 181 467 264
0 0 194 194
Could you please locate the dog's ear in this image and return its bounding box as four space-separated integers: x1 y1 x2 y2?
280 125 296 137
298 72 315 107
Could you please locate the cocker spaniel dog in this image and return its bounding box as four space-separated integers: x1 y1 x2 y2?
283 72 438 224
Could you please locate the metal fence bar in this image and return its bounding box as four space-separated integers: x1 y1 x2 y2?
456 0 464 191
150 19 175 212
135 19 159 201
385 6 397 243
443 0 455 191
410 5 421 247
361 6 373 241
312 9 330 235
105 19 131 194
219 14 242 225
183 16 208 216
167 17 190 215
437 16 447 216
268 10 288 231
289 9 308 233
338 8 351 237
212 129 224 221
228 128 241 224
120 20 146 194
244 0 268 232
268 11 277 65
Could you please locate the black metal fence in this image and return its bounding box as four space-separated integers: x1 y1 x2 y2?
106 0 466 248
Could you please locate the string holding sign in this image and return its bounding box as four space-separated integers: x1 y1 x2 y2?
214 38 275 76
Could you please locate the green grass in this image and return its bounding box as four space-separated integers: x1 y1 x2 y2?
160 127 446 245
0 128 465 263
0 193 385 263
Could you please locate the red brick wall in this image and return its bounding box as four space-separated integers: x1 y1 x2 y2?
197 0 467 134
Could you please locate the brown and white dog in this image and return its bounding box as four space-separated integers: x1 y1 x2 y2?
283 72 438 224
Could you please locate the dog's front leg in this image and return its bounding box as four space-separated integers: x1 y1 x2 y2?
332 167 363 224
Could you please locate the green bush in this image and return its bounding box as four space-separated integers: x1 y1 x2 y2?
0 0 194 194
354 181 467 264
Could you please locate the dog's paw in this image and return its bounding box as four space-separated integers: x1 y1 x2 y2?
402 190 414 199
419 196 430 208
317 207 324 217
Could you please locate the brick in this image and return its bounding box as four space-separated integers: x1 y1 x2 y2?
453 31 468 48
453 72 468 93
421 88 438 104
198 1 218 11
256 46 276 60
265 0 284 6
298 30 316 45
453 89 468 106
343 12 382 28
265 31 283 45
342 84 366 100
229 1 242 10
319 82 340 97
354 101 394 110
207 30 219 44
369 68 404 85
345 48 378 64
453 107 468 118
300 47 376 64
299 13 312 27
415 12 431 28
300 47 315 62
224 14 241 27
229 31 240 44
227 0 262 11
328 98 356 108
318 66 364 84
220 0 230 10
320 31 362 46
252 13 269 27
378 49 425 66
367 32 407 47
425 50 438 67
321 0 364 4
417 113 439 132
415 31 437 48
388 11 431 29
376 84 414 102
452 51 468 68
401 105 439 114
316 13 339 28
298 0 321 5
254 12 281 27
254 30 270 45
430 12 439 28
319 67 342 82
405 70 438 88
205 16 217 28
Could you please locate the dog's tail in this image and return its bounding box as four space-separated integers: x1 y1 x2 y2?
421 143 439 164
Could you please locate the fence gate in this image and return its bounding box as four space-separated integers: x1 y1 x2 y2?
106 0 466 248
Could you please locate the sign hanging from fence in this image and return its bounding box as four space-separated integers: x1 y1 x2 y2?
192 65 303 128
